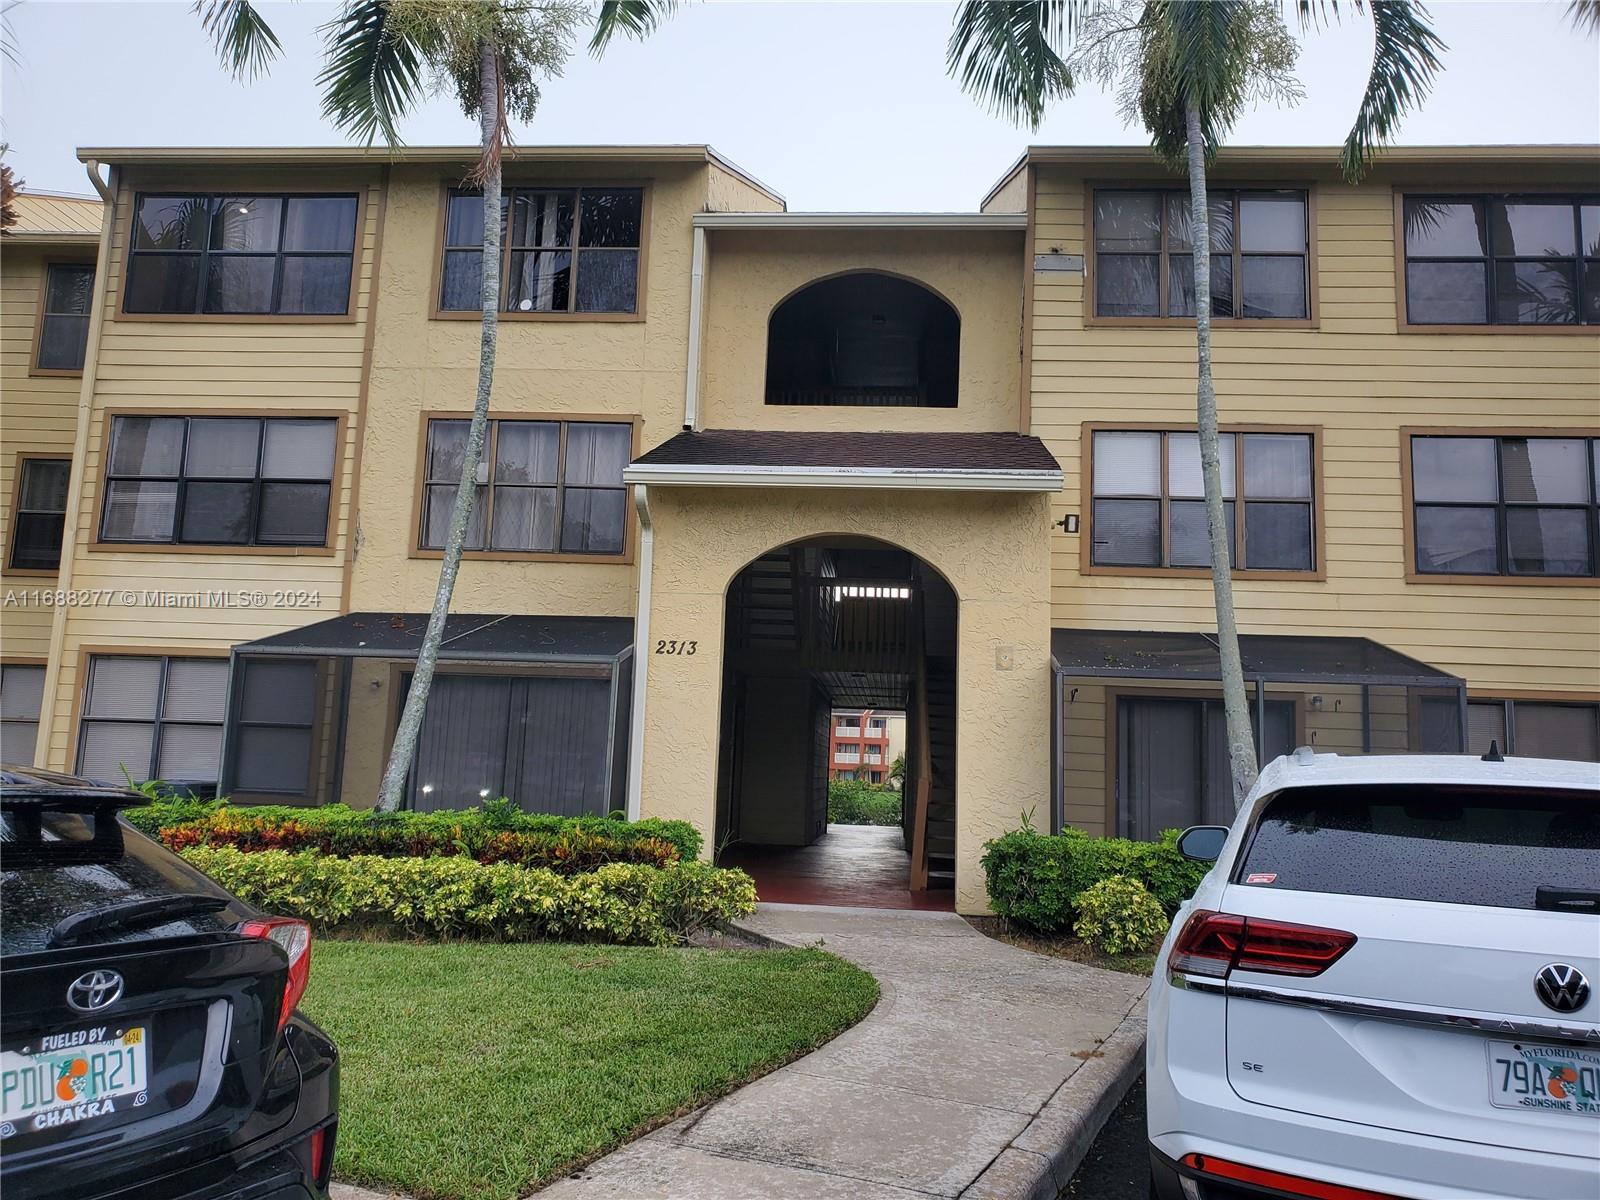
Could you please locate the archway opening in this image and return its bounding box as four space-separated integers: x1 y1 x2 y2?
715 536 957 909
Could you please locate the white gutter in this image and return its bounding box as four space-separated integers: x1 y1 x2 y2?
623 463 1063 493
691 212 1028 231
682 226 706 430
624 484 654 823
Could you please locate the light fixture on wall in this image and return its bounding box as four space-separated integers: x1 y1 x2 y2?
1308 695 1324 710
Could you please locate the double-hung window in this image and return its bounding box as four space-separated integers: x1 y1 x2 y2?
125 194 358 315
439 187 643 314
9 458 70 571
1090 429 1316 572
1 664 46 764
36 263 95 371
420 418 631 556
1402 195 1599 325
100 415 337 547
1092 189 1310 320
77 655 227 787
1409 434 1598 577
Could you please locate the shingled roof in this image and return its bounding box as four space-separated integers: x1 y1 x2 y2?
631 429 1062 474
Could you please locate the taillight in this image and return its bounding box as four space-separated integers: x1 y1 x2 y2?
1169 910 1354 982
306 1121 337 1189
239 916 312 1032
1180 1153 1403 1200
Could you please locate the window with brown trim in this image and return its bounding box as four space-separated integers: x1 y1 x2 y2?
37 263 94 370
1409 434 1598 577
1090 430 1315 571
77 654 227 788
1402 195 1599 325
1092 189 1309 319
9 458 70 570
1 664 46 765
420 418 630 555
439 187 643 314
1468 698 1599 761
100 415 336 547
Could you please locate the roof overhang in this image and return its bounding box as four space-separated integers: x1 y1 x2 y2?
234 612 635 664
1 231 99 245
693 212 1026 231
624 463 1063 492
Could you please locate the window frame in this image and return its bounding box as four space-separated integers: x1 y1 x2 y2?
430 181 651 323
1080 422 1324 580
117 190 364 323
89 408 345 556
32 259 97 377
410 410 639 563
1084 181 1318 329
1400 427 1600 586
73 650 229 790
0 659 48 766
7 454 71 576
226 656 323 799
1466 694 1600 761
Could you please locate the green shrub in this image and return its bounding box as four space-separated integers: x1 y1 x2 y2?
181 847 756 946
827 780 901 826
980 823 1209 933
1071 875 1170 955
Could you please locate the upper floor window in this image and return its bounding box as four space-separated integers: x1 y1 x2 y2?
1409 434 1598 577
9 457 70 571
766 273 960 407
439 187 643 315
100 415 337 547
77 654 226 788
420 417 631 556
1090 429 1316 573
1402 195 1599 326
1092 189 1310 320
125 194 358 315
36 263 94 371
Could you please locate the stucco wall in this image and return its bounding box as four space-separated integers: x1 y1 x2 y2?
636 484 1053 914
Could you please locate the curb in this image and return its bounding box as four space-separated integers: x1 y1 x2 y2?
958 1000 1147 1200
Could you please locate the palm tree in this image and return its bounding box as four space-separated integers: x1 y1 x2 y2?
194 0 674 810
948 0 1443 808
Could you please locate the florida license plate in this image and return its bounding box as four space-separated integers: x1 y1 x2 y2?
1488 1039 1600 1117
0 1024 149 1137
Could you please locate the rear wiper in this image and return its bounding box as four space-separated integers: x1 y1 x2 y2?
48 893 230 947
1536 887 1600 915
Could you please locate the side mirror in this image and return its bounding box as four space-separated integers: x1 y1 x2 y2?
1177 825 1230 863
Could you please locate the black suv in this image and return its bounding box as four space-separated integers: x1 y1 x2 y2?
0 767 338 1200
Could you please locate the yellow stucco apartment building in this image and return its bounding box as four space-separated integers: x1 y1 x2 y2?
2 144 1596 914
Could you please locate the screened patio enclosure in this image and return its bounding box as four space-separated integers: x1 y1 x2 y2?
219 613 633 814
1050 630 1468 839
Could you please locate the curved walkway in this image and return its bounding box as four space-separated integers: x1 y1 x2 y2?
539 904 1149 1199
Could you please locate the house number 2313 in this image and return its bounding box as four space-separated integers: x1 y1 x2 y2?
654 639 697 655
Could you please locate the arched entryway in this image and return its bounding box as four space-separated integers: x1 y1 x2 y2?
714 535 957 909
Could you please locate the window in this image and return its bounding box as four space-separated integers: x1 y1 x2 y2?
77 655 227 787
439 187 643 314
231 659 317 794
9 458 70 571
1 664 46 764
125 193 358 315
1468 699 1599 762
37 263 94 370
100 415 336 547
1090 430 1316 571
1409 434 1598 577
1402 195 1599 325
1093 189 1309 320
419 418 630 555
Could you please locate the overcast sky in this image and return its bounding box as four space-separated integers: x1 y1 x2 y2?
4 0 1597 211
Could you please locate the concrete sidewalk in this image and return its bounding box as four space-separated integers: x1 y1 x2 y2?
538 904 1149 1199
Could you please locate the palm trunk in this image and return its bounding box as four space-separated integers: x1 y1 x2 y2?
1185 97 1258 810
376 39 503 810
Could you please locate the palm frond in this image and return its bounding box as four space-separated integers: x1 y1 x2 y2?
947 0 1094 130
1568 0 1600 34
589 0 677 54
1339 0 1443 181
317 0 434 148
192 0 283 80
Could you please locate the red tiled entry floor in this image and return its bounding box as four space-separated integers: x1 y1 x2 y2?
719 823 954 911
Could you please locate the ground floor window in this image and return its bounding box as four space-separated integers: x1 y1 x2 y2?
1 664 46 764
77 655 227 787
232 658 318 794
1468 699 1599 761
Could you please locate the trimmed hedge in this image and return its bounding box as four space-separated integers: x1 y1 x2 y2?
826 780 901 826
181 846 757 946
981 825 1209 934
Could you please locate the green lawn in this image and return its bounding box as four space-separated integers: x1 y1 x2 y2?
303 940 879 1200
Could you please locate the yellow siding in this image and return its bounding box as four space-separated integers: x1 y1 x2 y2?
9 192 102 236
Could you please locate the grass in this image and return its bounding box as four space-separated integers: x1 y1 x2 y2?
964 916 1160 977
302 940 878 1200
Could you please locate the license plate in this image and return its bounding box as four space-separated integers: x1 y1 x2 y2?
0 1024 149 1137
1488 1039 1600 1118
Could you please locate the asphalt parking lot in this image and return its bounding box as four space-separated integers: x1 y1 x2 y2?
1064 1074 1148 1199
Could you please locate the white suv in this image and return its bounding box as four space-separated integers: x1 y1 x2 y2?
1147 749 1599 1200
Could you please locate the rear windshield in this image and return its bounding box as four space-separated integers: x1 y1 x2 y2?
1237 784 1600 911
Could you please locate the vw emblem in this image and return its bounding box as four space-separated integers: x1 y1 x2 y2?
66 969 124 1014
1534 963 1591 1014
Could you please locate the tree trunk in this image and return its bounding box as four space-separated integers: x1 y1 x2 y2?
1185 97 1258 810
376 39 503 810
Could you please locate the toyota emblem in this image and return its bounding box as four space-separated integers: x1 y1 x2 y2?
1534 963 1591 1014
66 969 124 1014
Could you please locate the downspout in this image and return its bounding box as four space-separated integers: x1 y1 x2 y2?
624 483 654 822
682 225 706 430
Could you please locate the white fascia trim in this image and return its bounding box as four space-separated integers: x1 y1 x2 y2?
623 463 1063 492
692 212 1028 231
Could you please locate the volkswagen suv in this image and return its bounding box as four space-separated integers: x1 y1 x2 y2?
1148 750 1598 1200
